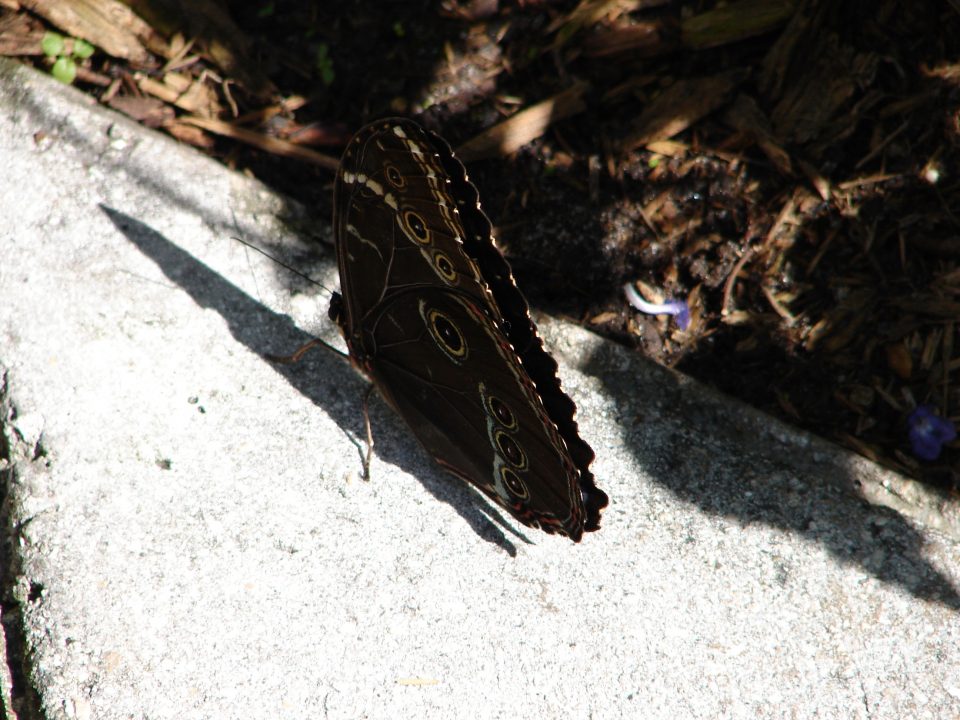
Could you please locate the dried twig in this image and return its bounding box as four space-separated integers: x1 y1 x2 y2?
178 115 339 171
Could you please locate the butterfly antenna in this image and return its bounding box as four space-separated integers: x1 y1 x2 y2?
229 234 332 294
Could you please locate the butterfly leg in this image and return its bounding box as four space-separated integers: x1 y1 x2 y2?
264 337 347 364
361 384 375 480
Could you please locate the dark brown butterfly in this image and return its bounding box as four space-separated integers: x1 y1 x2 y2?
329 118 607 542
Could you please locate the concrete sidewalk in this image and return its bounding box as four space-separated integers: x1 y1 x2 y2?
1 58 958 720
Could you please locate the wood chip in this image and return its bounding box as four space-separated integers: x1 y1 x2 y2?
885 342 913 380
796 158 831 200
682 0 795 50
455 82 589 161
589 311 619 325
582 21 675 58
163 120 216 149
722 93 793 176
644 139 688 157
621 68 748 151
106 95 173 127
0 13 44 55
760 13 878 146
20 0 157 64
547 0 643 43
135 72 220 116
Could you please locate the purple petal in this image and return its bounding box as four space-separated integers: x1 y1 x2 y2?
908 404 956 461
624 283 690 331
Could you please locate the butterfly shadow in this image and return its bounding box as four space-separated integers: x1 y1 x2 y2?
101 205 529 555
580 341 960 611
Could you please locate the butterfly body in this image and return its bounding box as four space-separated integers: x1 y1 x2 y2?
331 118 607 542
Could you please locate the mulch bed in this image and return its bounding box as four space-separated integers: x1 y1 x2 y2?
5 0 959 490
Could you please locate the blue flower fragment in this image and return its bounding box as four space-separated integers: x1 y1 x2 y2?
908 404 956 461
623 282 690 331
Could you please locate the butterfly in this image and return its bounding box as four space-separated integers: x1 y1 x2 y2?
328 118 607 541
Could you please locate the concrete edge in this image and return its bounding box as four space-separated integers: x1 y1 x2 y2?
0 367 42 720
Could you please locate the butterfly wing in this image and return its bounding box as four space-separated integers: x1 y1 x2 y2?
332 118 607 541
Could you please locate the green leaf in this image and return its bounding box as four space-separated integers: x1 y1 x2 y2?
392 21 405 38
41 32 65 58
51 56 77 84
73 39 95 59
315 43 334 85
258 2 275 18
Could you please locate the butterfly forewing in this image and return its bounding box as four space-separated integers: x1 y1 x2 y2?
334 122 497 327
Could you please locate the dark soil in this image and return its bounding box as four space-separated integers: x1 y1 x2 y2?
6 0 960 489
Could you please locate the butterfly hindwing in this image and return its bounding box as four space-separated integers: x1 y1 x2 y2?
363 288 585 536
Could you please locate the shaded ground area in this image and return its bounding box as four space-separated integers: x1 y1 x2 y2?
4 0 959 489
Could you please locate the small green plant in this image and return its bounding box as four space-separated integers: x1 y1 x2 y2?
41 32 94 85
315 43 334 86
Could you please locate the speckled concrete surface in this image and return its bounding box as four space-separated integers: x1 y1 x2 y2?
1 59 958 720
